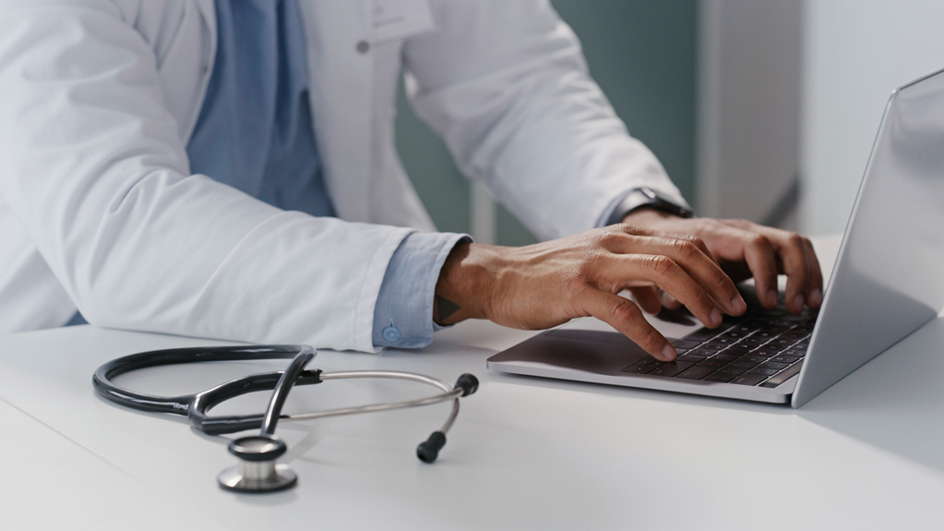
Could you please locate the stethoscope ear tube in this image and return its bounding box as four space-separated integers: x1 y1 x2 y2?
260 346 315 436
415 373 479 463
92 345 311 418
189 369 323 435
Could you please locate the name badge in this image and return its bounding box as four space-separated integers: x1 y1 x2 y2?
372 0 435 42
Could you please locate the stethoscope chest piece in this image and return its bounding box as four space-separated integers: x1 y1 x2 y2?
217 434 297 493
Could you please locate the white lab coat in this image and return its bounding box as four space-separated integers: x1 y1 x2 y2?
0 0 684 351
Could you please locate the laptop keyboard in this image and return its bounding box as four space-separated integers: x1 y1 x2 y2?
621 306 818 388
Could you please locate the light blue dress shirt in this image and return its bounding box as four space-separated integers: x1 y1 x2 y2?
69 0 464 348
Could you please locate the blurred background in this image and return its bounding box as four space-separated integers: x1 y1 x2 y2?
396 0 944 246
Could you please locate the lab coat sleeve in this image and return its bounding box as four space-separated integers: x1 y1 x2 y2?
0 1 410 352
403 0 688 241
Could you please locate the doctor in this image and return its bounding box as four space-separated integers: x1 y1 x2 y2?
0 0 821 362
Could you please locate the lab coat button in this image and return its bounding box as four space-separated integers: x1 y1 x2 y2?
382 325 401 342
356 40 371 54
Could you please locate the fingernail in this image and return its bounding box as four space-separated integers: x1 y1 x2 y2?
710 308 722 327
662 344 677 361
810 288 823 307
730 295 746 313
792 294 804 311
768 290 779 306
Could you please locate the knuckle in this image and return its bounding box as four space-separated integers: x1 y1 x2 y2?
645 255 676 276
803 237 816 253
597 230 627 249
573 250 606 284
609 299 642 328
585 249 609 269
617 222 645 236
695 219 724 239
671 238 699 259
749 233 772 251
786 232 804 249
562 268 585 292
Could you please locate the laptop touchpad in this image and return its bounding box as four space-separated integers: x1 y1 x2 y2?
487 329 651 376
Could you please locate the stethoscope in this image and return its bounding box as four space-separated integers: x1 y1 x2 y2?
92 344 478 493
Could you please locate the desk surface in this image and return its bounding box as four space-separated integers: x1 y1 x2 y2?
2 237 944 531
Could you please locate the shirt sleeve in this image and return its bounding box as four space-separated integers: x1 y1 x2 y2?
372 232 472 348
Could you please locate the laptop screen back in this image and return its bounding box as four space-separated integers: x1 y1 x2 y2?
793 68 944 407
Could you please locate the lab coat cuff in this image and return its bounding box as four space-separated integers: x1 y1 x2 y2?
372 232 472 349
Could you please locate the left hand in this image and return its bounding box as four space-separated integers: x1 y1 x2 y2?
622 209 823 315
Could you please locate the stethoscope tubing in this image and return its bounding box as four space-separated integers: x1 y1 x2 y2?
292 370 462 434
92 345 464 436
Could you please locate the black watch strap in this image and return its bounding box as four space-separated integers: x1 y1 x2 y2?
605 186 694 225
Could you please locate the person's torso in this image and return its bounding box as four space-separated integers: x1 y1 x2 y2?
135 0 436 230
0 0 437 333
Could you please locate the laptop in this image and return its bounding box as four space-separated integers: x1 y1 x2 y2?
487 67 944 408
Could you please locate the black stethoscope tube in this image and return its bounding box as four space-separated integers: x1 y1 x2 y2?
92 345 324 435
260 346 314 436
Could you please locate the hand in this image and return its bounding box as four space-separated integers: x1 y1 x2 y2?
433 226 747 361
621 209 824 314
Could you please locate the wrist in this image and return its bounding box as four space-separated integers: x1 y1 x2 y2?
620 207 677 229
433 242 497 325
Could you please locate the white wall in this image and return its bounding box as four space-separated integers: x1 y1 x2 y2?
800 0 944 236
696 0 802 225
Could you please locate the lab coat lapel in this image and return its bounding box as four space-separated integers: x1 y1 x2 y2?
298 0 374 223
194 0 216 50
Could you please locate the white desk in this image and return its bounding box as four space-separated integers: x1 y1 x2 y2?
2 238 944 530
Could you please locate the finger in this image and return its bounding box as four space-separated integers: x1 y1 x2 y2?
803 238 824 308
660 290 683 310
755 228 810 314
597 254 723 329
602 233 745 316
744 236 779 308
713 228 780 309
629 286 662 315
646 234 744 315
580 289 676 361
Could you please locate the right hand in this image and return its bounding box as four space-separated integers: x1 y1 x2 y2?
433 225 747 361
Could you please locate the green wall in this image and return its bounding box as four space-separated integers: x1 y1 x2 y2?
395 0 697 246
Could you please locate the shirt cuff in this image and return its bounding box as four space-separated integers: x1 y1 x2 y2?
372 232 472 349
